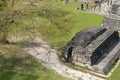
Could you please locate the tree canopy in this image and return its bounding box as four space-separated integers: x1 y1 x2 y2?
0 0 73 44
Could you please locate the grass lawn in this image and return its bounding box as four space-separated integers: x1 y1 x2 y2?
108 63 120 80
44 12 104 48
0 44 70 80
31 1 104 48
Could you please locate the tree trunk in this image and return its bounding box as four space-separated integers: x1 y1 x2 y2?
0 31 9 44
11 0 15 6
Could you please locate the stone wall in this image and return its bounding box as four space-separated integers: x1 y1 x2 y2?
72 49 91 66
90 31 119 65
103 17 120 31
103 1 120 31
62 27 106 62
93 40 120 74
92 0 119 15
76 0 95 3
111 4 120 14
61 27 120 74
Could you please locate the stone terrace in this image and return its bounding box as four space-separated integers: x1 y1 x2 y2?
93 40 120 74
85 30 115 53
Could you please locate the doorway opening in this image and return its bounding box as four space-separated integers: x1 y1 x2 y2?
67 46 73 62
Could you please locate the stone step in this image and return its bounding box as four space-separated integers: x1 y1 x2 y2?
86 29 114 53
92 40 120 74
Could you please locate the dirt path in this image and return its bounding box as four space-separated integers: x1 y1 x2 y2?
23 37 105 80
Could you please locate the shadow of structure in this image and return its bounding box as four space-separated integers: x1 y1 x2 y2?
0 53 39 80
10 41 43 48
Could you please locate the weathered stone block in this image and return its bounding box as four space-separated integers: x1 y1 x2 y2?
61 27 120 74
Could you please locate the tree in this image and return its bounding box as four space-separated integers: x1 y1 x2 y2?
0 0 73 44
0 0 34 44
0 10 24 43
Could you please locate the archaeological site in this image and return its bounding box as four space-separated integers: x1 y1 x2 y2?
61 0 120 75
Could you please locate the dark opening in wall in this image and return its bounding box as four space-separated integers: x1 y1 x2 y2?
67 46 73 62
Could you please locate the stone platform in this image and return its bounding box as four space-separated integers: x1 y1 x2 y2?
93 40 120 74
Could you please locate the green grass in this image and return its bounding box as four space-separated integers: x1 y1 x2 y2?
0 44 70 80
30 1 104 48
107 63 120 80
42 12 104 48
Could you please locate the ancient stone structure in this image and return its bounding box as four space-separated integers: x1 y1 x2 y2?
92 0 119 15
85 29 119 65
61 1 120 75
62 27 106 62
103 1 120 30
61 27 120 74
77 0 102 3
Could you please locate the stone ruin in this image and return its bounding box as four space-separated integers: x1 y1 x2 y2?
103 1 120 30
91 0 119 15
61 2 120 75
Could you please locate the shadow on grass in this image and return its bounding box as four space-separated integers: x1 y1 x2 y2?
0 54 39 80
10 41 43 48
